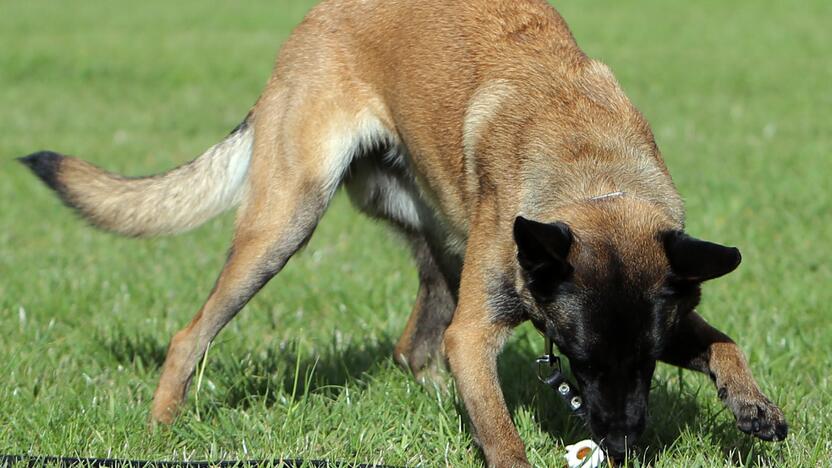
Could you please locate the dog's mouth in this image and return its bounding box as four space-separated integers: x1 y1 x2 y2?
587 421 645 462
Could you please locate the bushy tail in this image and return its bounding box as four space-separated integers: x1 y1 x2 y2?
19 116 253 237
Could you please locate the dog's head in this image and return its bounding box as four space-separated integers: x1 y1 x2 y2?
513 201 740 458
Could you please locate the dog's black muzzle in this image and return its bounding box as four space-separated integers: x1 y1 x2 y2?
537 335 652 462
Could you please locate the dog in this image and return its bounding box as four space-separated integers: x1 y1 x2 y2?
19 0 787 465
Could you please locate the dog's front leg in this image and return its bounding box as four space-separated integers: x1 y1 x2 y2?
443 239 529 467
445 314 527 467
661 311 788 441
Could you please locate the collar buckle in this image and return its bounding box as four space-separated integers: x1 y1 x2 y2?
535 336 562 382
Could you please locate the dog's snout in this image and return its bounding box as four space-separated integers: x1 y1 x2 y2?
592 414 645 460
601 430 640 460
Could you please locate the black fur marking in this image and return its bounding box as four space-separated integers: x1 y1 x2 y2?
662 230 741 282
404 233 456 369
17 150 66 194
227 111 253 136
513 216 574 301
579 257 658 364
538 243 675 453
488 277 529 327
17 150 96 228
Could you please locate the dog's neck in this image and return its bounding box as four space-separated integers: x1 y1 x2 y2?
518 159 685 228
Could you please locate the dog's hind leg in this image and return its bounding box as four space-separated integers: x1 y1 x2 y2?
150 85 384 424
660 311 788 442
343 152 460 386
393 233 457 386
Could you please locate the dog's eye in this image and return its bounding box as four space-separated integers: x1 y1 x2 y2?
658 282 701 307
658 285 682 299
662 277 702 297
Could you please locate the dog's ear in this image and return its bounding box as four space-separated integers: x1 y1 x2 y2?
513 216 573 300
663 230 741 282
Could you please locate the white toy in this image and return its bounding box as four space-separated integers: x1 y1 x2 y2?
564 439 606 468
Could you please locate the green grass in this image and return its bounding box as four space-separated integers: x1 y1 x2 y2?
1 0 830 466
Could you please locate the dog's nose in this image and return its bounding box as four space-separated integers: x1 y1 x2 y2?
601 430 639 460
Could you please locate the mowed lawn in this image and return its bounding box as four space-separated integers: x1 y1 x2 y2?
1 0 830 466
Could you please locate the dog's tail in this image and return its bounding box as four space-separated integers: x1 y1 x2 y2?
18 113 254 237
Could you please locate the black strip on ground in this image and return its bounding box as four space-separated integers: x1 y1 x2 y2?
0 455 400 468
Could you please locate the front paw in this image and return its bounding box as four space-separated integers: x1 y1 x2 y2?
482 443 531 468
726 392 788 441
489 455 531 468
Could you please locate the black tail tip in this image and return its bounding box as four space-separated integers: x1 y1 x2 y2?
17 150 65 192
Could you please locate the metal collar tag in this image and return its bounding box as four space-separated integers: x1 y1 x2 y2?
536 336 588 422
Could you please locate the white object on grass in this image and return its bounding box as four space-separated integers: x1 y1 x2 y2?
564 439 606 468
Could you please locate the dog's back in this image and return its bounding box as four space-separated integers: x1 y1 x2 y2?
279 0 683 231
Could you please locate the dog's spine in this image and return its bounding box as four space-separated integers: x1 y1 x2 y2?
18 114 254 237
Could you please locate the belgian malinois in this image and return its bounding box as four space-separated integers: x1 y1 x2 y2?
19 0 787 465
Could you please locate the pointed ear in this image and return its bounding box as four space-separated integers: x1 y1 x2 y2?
513 216 573 300
663 231 742 282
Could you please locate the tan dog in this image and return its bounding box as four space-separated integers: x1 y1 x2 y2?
20 0 787 465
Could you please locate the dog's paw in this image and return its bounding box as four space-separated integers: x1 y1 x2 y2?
729 394 788 441
488 453 532 468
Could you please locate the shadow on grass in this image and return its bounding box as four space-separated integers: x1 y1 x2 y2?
96 324 169 370
213 336 395 410
96 326 782 466
96 325 395 405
